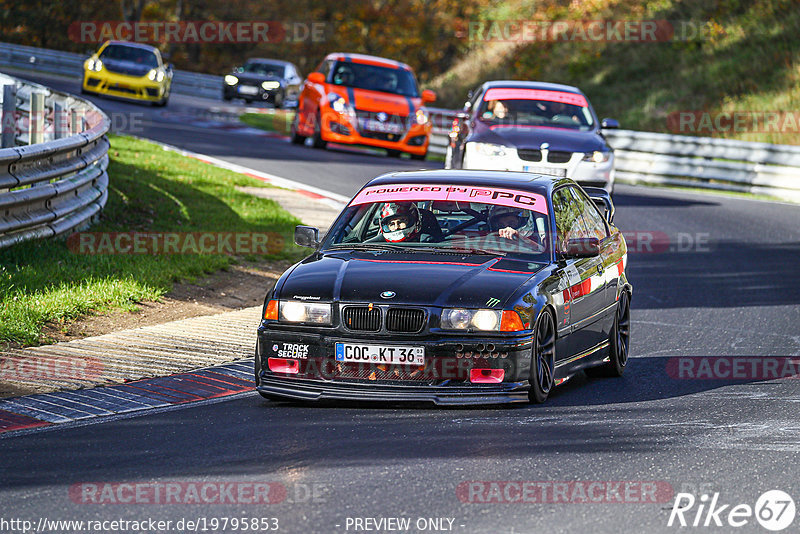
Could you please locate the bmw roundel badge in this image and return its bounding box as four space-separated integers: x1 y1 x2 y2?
380 291 396 299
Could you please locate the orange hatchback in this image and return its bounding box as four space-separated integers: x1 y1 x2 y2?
291 53 436 159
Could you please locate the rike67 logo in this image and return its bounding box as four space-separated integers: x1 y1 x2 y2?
668 490 796 531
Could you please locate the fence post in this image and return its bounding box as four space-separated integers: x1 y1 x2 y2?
71 108 85 134
30 91 45 145
54 101 68 139
1 84 16 148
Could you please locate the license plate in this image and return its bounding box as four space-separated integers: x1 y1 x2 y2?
335 343 424 365
523 166 567 177
238 85 258 95
363 119 404 134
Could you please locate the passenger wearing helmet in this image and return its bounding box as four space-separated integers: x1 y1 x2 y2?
378 202 423 242
488 205 539 244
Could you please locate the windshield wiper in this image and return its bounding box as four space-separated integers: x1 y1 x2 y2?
330 243 408 252
448 247 507 257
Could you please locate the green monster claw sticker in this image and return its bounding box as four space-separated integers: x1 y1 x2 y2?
486 297 501 307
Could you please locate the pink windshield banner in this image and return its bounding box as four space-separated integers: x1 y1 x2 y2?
349 184 549 214
483 88 588 107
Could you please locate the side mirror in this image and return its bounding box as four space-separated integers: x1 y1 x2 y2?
422 89 436 103
601 118 619 129
581 186 615 224
564 238 600 258
307 72 325 84
294 225 320 248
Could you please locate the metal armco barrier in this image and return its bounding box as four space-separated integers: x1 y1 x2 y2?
0 41 222 100
0 73 110 249
603 129 800 202
428 109 800 201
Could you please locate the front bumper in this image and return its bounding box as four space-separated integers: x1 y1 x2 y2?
255 326 533 405
319 111 430 155
83 70 167 102
224 84 281 101
257 375 529 405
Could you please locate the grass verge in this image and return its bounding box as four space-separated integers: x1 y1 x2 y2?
239 110 295 136
0 134 303 346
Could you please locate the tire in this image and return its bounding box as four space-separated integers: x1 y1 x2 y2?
273 90 284 109
586 291 631 377
223 94 232 102
154 94 169 107
386 149 402 158
311 112 327 149
290 112 306 145
410 151 427 161
529 310 556 403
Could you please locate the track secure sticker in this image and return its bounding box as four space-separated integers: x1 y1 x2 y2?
274 343 309 359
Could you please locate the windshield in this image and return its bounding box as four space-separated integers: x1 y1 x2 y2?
478 87 595 130
323 183 551 261
241 62 286 77
99 45 159 68
329 61 420 97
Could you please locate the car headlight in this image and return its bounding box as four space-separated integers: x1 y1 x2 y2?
442 309 501 331
224 75 239 86
415 108 429 125
147 69 165 82
470 142 508 158
279 301 332 325
86 58 103 72
583 150 611 163
327 93 355 118
442 308 526 332
262 80 280 90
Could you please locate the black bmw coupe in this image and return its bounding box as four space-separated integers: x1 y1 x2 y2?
255 170 631 405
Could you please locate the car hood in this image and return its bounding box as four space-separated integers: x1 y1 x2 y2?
101 59 153 78
331 87 418 116
278 251 544 308
470 121 608 152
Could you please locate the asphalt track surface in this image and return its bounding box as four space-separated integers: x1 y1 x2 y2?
2 71 800 533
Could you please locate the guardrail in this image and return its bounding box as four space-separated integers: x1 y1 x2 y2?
0 73 110 249
604 130 800 202
0 41 223 100
427 108 800 201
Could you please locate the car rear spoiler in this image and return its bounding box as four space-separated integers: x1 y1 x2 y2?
582 187 615 224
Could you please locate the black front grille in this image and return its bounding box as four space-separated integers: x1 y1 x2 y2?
386 308 425 333
360 131 402 142
343 306 381 331
547 151 573 163
518 149 542 161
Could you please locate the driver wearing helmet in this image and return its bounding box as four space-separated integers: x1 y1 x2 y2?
377 202 425 242
488 205 540 245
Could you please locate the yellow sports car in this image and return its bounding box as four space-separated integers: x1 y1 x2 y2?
82 40 173 106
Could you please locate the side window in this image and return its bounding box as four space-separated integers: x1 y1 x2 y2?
318 60 333 79
568 187 608 241
469 88 484 117
553 188 590 252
